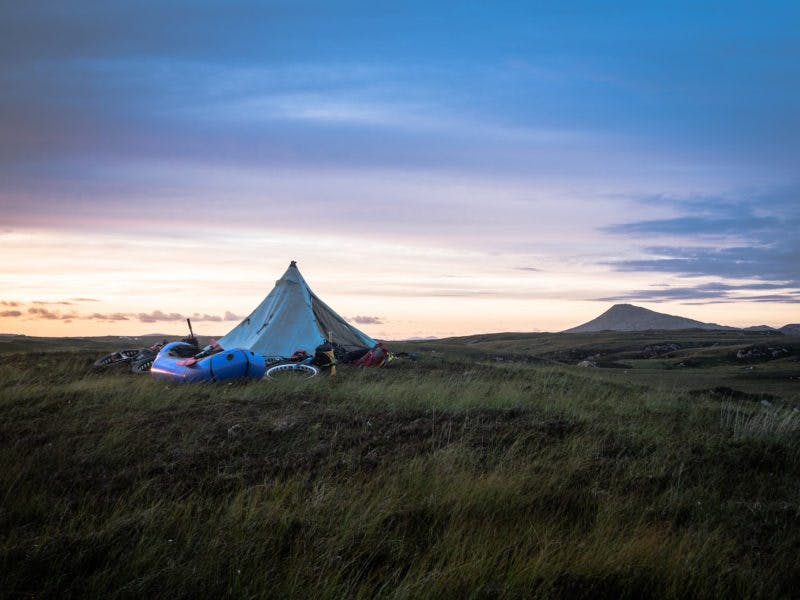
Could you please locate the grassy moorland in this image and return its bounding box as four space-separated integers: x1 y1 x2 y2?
1 332 799 598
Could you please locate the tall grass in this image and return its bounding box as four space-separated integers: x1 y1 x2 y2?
1 349 799 598
720 401 800 439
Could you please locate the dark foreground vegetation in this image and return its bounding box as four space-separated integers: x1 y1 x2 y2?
1 331 799 598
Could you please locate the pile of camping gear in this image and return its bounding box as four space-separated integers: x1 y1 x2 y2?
93 261 400 384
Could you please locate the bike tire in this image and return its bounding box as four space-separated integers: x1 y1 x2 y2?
130 357 155 374
265 363 319 380
92 348 143 368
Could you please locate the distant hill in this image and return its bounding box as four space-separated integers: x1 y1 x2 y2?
781 324 800 336
563 304 736 333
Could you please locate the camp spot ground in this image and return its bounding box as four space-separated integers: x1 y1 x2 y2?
1 330 800 598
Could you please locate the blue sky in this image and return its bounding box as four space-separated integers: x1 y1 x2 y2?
1 1 798 336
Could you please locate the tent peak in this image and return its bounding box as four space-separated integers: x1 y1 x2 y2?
219 261 376 355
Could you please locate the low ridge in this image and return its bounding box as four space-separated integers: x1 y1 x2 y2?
563 303 735 333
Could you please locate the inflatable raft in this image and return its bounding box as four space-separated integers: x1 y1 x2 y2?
150 342 266 384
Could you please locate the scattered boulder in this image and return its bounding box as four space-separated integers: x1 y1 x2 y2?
642 343 680 358
735 345 789 361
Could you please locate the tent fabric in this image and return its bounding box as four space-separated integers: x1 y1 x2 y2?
218 262 376 357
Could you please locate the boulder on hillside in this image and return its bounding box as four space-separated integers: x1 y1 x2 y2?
735 345 789 361
642 343 680 358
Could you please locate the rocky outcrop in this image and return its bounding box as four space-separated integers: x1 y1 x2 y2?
735 345 789 361
642 343 680 357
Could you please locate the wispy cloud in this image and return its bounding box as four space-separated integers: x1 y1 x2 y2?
608 244 800 282
89 312 130 322
596 281 800 304
191 313 223 322
603 186 800 302
9 305 240 324
136 310 192 323
350 315 383 325
189 312 242 323
27 307 78 320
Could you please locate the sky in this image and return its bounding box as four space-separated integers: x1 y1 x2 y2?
1 1 798 340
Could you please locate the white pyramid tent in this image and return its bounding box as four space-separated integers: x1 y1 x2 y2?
218 261 377 357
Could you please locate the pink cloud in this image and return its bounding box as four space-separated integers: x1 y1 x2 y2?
89 312 130 321
189 312 242 322
191 312 222 322
15 307 235 324
350 315 383 325
27 307 79 320
136 310 185 323
28 307 60 320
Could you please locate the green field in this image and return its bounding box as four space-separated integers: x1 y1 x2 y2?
1 331 799 598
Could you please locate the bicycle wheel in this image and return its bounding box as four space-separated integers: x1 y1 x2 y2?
265 363 319 380
130 356 155 374
92 348 143 368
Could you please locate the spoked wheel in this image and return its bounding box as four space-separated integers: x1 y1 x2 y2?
130 354 156 374
265 363 319 380
92 348 143 368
